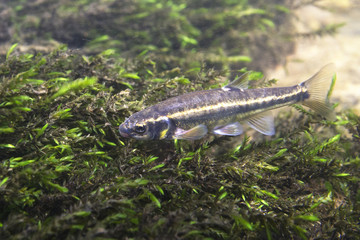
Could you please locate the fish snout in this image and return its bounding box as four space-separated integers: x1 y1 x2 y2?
119 123 131 138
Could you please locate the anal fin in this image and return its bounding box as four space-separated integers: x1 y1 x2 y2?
246 111 275 136
174 124 208 140
213 122 243 136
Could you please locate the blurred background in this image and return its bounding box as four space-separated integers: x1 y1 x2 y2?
0 0 358 110
267 0 360 111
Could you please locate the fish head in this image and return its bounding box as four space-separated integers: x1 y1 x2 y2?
119 116 154 140
119 112 172 140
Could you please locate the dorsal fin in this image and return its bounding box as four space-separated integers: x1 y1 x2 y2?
225 72 251 89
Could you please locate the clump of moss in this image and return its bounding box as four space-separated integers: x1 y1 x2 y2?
0 45 359 239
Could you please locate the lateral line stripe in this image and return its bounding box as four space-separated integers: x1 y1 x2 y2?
144 87 304 124
169 87 303 119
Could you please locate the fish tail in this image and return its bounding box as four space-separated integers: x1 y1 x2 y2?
300 64 336 120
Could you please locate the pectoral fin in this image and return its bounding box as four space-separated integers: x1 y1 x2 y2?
174 124 208 140
247 111 275 136
213 122 243 136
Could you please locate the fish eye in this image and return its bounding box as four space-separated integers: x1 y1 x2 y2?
134 124 146 134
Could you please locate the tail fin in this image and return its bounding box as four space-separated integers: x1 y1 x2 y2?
301 64 336 120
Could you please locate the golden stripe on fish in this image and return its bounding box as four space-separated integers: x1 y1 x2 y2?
167 86 305 120
119 64 335 140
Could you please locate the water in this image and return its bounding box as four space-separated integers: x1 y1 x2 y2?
267 1 360 111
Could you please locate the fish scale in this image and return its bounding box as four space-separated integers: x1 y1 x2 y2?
119 64 335 140
137 85 305 130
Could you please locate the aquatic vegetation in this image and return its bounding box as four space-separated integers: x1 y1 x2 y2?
0 0 356 239
0 45 359 239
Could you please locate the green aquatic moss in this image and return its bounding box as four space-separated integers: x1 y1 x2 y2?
0 0 356 239
0 46 359 239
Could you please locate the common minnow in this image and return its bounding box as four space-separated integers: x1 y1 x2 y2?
119 64 335 140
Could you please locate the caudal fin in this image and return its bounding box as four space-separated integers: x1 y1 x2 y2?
301 64 336 120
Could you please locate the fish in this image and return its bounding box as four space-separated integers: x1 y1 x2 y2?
119 64 335 140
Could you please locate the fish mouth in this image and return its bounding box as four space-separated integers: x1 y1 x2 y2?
119 124 131 138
